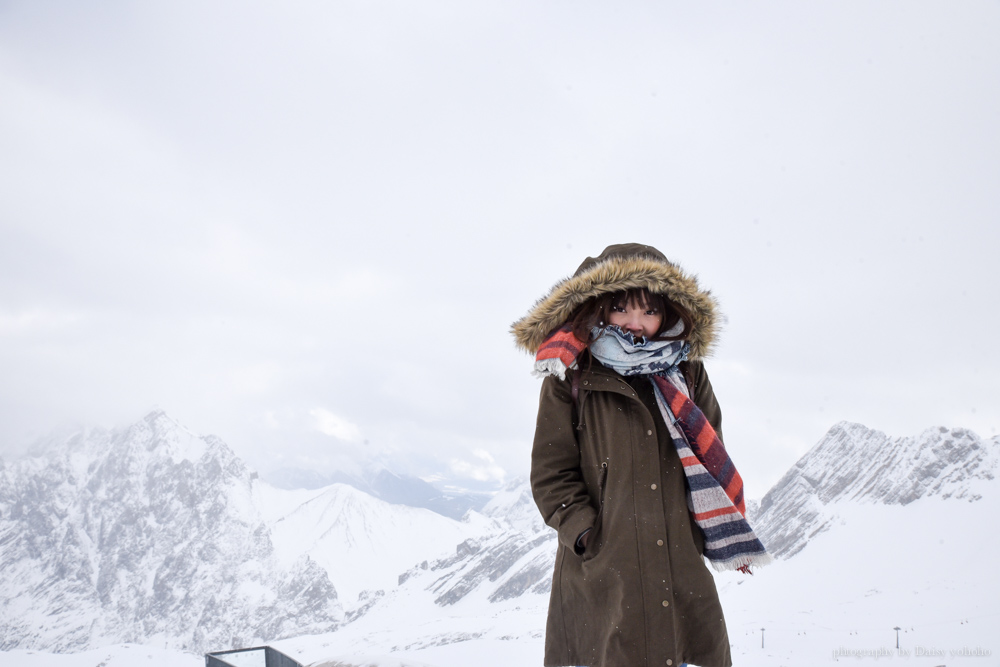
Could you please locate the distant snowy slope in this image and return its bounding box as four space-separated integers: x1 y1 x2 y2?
479 477 547 535
366 469 490 520
393 477 554 609
273 480 554 666
260 481 481 602
754 422 998 558
263 466 489 520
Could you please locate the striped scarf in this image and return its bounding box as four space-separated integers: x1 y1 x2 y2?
535 325 771 573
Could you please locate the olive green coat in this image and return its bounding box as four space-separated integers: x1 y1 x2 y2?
531 358 731 667
513 244 732 667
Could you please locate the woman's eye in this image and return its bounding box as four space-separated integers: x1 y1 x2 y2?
645 310 659 316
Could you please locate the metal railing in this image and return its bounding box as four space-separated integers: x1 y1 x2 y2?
205 645 304 667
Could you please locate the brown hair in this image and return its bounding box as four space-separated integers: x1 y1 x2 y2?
563 288 692 348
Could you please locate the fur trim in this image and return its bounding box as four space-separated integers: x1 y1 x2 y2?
511 254 720 360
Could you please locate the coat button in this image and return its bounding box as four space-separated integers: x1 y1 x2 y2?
667 661 673 666
650 483 657 490
657 539 664 546
662 600 669 607
647 429 652 436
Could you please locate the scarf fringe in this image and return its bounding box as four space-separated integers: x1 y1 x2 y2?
532 357 573 381
709 552 774 574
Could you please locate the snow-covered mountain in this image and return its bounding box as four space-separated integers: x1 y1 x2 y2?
393 478 554 608
716 422 1000 666
754 421 998 558
259 481 485 603
264 467 490 521
0 411 342 652
0 411 489 653
4 415 998 667
270 478 555 666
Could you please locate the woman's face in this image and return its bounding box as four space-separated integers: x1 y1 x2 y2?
607 300 663 340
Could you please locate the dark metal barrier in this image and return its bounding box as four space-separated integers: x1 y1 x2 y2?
205 645 304 667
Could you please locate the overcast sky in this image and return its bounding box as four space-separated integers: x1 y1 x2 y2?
1 0 998 496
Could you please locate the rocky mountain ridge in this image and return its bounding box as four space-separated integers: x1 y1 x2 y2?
754 421 998 558
393 478 554 608
0 411 342 653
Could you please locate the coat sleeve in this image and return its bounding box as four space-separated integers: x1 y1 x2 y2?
687 360 724 445
530 374 598 553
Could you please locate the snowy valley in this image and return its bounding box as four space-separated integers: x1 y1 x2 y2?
1 412 997 666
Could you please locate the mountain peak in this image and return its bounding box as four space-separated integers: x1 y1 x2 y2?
141 407 173 426
121 410 232 466
0 412 341 653
773 421 993 508
754 422 997 558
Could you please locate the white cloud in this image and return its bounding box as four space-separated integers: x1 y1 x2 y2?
309 408 362 442
450 449 506 484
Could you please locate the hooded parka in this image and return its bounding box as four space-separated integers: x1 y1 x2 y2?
512 244 733 667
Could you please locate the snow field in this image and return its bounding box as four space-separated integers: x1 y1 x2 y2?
718 493 1000 667
0 644 202 667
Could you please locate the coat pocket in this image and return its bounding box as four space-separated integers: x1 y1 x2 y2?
581 462 609 562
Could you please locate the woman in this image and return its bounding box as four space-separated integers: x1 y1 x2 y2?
511 243 769 667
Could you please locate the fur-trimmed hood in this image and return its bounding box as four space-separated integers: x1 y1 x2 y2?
511 243 720 360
